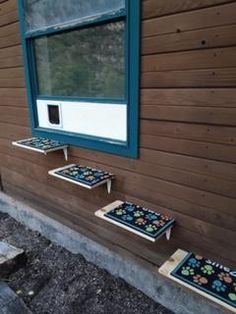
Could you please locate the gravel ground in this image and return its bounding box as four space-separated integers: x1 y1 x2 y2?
0 211 173 314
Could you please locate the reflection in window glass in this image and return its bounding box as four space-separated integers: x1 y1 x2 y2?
34 21 125 98
24 0 125 32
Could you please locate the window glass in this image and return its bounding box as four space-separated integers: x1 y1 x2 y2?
24 0 125 32
34 21 125 98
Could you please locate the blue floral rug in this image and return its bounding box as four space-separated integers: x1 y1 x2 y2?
104 202 175 239
171 252 236 309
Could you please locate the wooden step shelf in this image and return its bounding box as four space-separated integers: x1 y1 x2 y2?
49 164 114 194
95 200 175 242
12 137 69 161
159 249 236 313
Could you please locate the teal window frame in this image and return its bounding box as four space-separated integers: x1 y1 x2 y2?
18 0 140 158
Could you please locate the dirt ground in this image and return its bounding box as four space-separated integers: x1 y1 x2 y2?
0 211 173 314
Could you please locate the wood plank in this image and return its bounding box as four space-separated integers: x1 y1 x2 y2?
0 33 21 49
0 10 18 27
142 2 236 37
141 121 236 145
142 24 236 55
141 134 236 164
0 45 22 59
104 165 236 219
141 105 236 126
0 123 30 140
0 139 65 170
142 0 234 19
0 87 26 98
84 152 236 199
0 78 25 87
0 67 24 79
0 22 19 38
0 88 27 106
141 68 236 88
0 56 23 69
0 106 29 126
0 0 17 17
140 148 236 181
70 145 236 182
0 96 27 106
142 47 236 72
169 230 236 268
141 88 236 108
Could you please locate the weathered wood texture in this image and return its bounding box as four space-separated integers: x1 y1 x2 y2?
0 0 235 269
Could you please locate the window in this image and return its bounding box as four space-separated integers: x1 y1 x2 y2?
18 0 140 157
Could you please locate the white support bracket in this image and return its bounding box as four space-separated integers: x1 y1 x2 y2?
107 179 112 194
63 147 68 161
166 228 172 241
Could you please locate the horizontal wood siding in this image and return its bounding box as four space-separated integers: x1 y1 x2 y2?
0 0 235 269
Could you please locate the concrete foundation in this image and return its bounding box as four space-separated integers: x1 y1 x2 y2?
0 192 227 314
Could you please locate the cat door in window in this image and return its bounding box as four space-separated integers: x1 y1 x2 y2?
47 104 62 127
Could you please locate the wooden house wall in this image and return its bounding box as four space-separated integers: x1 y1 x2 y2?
0 0 235 270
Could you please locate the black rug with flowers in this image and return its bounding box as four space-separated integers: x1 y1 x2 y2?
171 252 236 309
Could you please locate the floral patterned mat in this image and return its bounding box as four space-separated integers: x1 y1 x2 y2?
55 165 113 187
17 137 65 151
171 252 236 309
104 202 175 239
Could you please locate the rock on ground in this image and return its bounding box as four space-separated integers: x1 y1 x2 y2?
0 211 173 314
0 241 25 277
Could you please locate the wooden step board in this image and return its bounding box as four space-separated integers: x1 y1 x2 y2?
12 137 68 160
159 249 236 313
95 201 175 242
49 164 114 194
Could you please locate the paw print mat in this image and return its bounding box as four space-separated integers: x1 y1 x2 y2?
171 252 236 309
54 164 113 187
104 202 175 240
13 137 66 151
